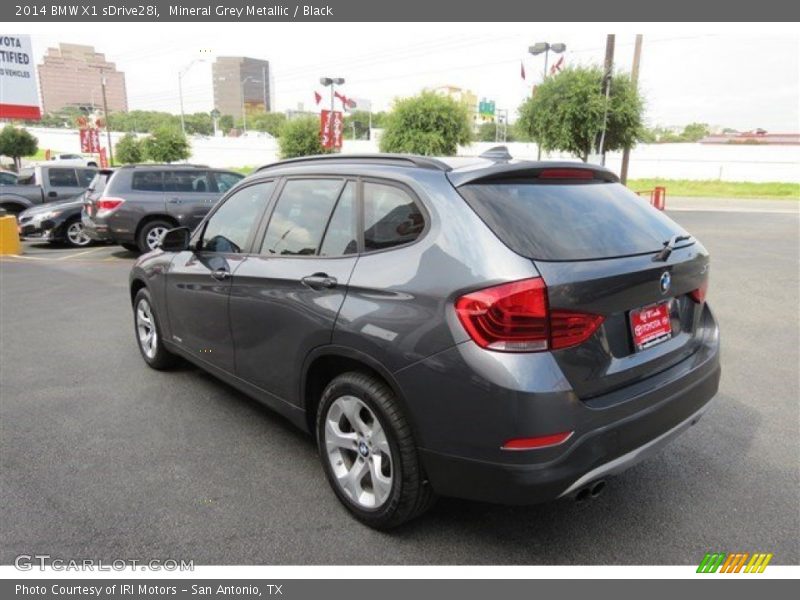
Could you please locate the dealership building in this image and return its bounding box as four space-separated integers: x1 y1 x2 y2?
212 56 273 120
37 43 128 114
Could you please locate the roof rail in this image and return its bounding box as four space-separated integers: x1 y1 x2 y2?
255 153 452 173
118 163 210 169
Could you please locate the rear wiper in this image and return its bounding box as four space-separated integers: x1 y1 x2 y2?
653 234 692 262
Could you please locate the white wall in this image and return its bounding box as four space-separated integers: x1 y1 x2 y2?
19 127 800 183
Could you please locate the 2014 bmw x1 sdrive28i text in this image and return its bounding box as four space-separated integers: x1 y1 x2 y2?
128 150 720 529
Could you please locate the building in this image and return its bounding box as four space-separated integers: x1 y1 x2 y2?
429 85 478 129
37 43 127 113
212 57 273 120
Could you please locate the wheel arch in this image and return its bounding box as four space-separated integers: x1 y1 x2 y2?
300 346 421 441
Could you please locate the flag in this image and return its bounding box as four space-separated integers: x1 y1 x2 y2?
314 91 322 105
550 55 565 76
520 60 526 80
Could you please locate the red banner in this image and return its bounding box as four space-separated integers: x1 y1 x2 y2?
99 148 109 169
320 110 343 149
79 128 101 153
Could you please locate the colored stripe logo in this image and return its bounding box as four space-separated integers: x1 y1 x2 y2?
697 552 773 573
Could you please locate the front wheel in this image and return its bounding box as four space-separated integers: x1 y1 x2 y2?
63 219 92 247
317 372 435 529
133 288 178 370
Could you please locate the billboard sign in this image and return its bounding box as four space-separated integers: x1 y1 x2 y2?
79 129 101 153
0 35 41 120
320 109 343 149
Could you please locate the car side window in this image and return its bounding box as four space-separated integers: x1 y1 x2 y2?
0 172 16 185
319 181 357 257
48 168 79 188
165 170 213 193
215 172 245 194
200 181 275 254
260 179 343 256
77 168 96 187
132 171 164 192
363 182 425 251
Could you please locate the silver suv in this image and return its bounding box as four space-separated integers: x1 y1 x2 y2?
83 164 244 253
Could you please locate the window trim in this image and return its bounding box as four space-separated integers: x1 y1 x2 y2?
191 178 278 255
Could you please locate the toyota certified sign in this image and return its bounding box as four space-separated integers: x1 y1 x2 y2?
0 34 41 120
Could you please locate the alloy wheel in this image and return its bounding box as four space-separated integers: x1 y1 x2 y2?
136 298 158 359
66 221 91 246
145 226 168 250
324 395 394 509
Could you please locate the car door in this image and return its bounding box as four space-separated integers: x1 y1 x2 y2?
45 167 86 201
165 170 220 232
165 180 276 373
229 178 359 403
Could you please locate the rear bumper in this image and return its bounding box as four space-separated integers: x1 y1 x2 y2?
397 304 721 505
82 214 119 242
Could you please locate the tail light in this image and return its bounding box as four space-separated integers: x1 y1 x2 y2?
454 277 604 353
537 168 595 180
96 197 125 217
689 278 709 303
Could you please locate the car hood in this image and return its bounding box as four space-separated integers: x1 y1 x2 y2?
19 197 85 218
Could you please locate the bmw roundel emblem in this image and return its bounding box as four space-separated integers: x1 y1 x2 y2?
660 271 671 294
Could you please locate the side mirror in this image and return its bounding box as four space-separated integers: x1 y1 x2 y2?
160 227 191 252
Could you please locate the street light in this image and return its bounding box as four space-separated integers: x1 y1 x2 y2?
529 42 566 159
178 58 206 136
320 77 345 151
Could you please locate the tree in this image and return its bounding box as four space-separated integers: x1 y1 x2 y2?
247 111 287 138
681 122 710 142
0 125 38 171
475 121 517 143
278 116 327 159
517 66 645 161
115 133 144 164
142 127 190 163
218 115 234 134
379 92 472 155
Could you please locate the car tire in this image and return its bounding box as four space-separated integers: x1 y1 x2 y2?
121 243 140 253
133 288 178 370
137 220 173 253
316 371 435 529
63 218 92 247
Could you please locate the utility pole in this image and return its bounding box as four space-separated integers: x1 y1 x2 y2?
100 69 114 166
595 34 616 163
620 34 643 184
262 65 268 112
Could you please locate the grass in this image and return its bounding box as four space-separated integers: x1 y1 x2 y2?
627 178 800 200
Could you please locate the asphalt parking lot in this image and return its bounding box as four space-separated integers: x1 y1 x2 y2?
1 199 798 565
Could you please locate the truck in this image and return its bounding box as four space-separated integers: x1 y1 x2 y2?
0 164 97 215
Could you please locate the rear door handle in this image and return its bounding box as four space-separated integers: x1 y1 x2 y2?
301 273 337 289
211 268 230 281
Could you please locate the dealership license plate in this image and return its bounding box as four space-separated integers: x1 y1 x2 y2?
630 301 673 351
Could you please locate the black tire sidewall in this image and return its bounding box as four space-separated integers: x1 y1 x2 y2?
316 375 407 526
132 288 172 369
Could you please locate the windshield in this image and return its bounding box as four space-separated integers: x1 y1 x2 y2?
457 181 691 261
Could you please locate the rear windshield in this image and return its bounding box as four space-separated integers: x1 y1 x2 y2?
457 181 690 261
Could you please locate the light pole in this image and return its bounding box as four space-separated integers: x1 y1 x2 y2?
178 58 206 136
99 69 113 166
240 75 262 134
320 77 345 151
528 42 566 159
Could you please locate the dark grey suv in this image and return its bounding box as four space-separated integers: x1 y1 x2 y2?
83 164 244 253
128 151 720 528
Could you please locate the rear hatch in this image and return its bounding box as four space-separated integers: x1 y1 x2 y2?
455 166 710 400
83 170 113 217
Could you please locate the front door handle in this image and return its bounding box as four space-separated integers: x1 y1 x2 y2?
169 197 183 204
211 268 230 281
301 273 337 289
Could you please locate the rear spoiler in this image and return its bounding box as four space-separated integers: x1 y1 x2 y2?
446 161 620 187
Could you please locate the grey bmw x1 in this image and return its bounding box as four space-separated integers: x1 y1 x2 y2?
129 150 720 529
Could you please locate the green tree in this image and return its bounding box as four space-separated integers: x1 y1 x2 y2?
475 121 517 143
115 133 144 164
142 127 190 163
517 66 645 161
218 115 234 134
278 116 327 159
247 111 287 138
0 125 38 171
681 122 710 142
379 92 472 155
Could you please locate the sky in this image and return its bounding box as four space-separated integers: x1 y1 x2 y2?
18 23 800 131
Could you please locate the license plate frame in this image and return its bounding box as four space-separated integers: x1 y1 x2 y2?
630 300 673 351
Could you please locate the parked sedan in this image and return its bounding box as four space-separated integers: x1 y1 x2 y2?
17 197 92 247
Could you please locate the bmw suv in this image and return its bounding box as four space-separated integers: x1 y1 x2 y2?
83 164 244 253
128 150 720 529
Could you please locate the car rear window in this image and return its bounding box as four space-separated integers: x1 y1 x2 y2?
457 181 690 261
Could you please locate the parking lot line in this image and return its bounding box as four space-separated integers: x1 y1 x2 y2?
54 247 108 260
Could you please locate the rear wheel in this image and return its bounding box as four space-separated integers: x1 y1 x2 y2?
317 372 435 529
137 220 173 253
63 219 92 247
133 288 178 370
